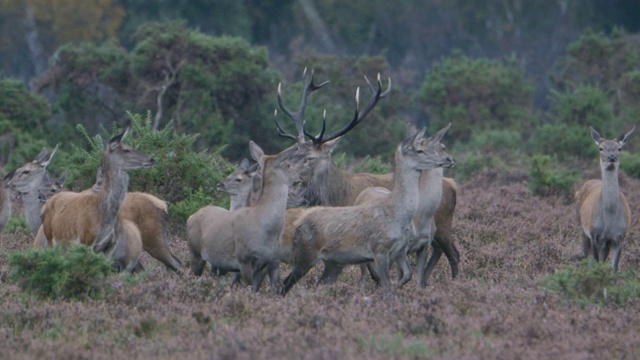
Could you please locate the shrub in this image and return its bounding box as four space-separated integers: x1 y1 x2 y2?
455 152 505 182
2 215 30 235
416 52 534 144
527 154 579 199
526 122 596 160
542 259 640 307
8 244 115 300
620 151 640 178
353 155 391 174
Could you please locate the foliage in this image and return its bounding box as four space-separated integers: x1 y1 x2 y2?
620 151 640 179
7 244 115 300
455 152 505 183
57 112 233 225
2 215 30 235
416 53 535 144
527 154 579 199
542 259 640 307
353 155 391 174
526 122 596 160
0 79 52 167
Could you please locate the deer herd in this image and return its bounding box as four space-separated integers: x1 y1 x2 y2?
0 70 635 296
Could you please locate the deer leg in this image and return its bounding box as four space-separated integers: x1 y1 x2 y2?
581 233 592 259
373 255 392 292
230 271 242 288
251 260 271 293
435 230 460 279
366 262 381 285
239 260 254 287
611 239 623 272
358 264 370 283
394 252 413 288
317 261 344 285
144 242 184 274
189 250 206 277
416 244 430 288
283 263 313 296
267 262 283 295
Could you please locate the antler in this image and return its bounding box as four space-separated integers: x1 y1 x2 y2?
274 68 330 145
305 73 391 145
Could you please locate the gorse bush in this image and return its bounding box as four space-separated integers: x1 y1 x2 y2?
58 111 234 225
8 244 115 300
353 155 391 174
2 215 30 235
528 154 578 200
620 151 640 178
542 259 640 307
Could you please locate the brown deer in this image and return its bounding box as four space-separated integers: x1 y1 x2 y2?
276 71 460 285
6 146 59 235
90 167 184 273
232 142 293 294
353 126 452 287
575 126 635 271
41 126 155 272
187 158 259 279
282 124 455 295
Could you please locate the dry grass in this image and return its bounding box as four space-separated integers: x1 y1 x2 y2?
1 170 640 359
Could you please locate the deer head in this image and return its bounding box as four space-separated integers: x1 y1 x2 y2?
400 124 455 172
38 171 67 203
591 126 635 172
7 145 59 195
104 127 156 171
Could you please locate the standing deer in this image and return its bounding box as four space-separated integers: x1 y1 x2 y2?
353 126 452 287
6 145 59 235
283 124 455 295
276 71 460 285
232 142 292 294
41 126 155 272
575 126 635 271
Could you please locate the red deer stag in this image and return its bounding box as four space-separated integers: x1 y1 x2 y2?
575 125 635 271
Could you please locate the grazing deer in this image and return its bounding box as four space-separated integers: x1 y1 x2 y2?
575 126 635 271
6 145 59 235
41 126 155 272
276 71 460 285
283 124 455 295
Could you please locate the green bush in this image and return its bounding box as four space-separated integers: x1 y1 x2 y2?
353 155 391 174
2 215 30 235
526 122 596 160
528 154 579 199
620 151 640 178
455 152 505 182
416 52 535 144
542 259 640 307
8 244 115 300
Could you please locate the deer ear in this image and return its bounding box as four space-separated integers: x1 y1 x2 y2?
40 144 59 168
428 123 451 144
590 126 603 145
3 169 16 187
411 127 426 145
34 148 48 163
321 137 341 154
239 158 250 171
406 122 419 137
249 141 264 162
618 125 635 147
56 171 67 186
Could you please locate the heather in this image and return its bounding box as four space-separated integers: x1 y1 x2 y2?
1 169 639 359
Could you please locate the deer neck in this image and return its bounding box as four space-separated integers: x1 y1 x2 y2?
389 151 422 225
95 160 129 250
254 167 289 222
599 164 621 214
229 191 250 210
312 162 351 206
416 167 444 216
21 190 42 234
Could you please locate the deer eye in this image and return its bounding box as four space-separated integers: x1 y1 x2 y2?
235 178 242 182
416 149 425 154
599 147 604 151
618 147 622 151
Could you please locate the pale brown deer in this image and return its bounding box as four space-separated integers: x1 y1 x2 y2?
187 158 259 279
6 145 59 235
575 126 635 271
41 126 155 272
282 124 455 295
353 127 452 287
276 71 459 286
